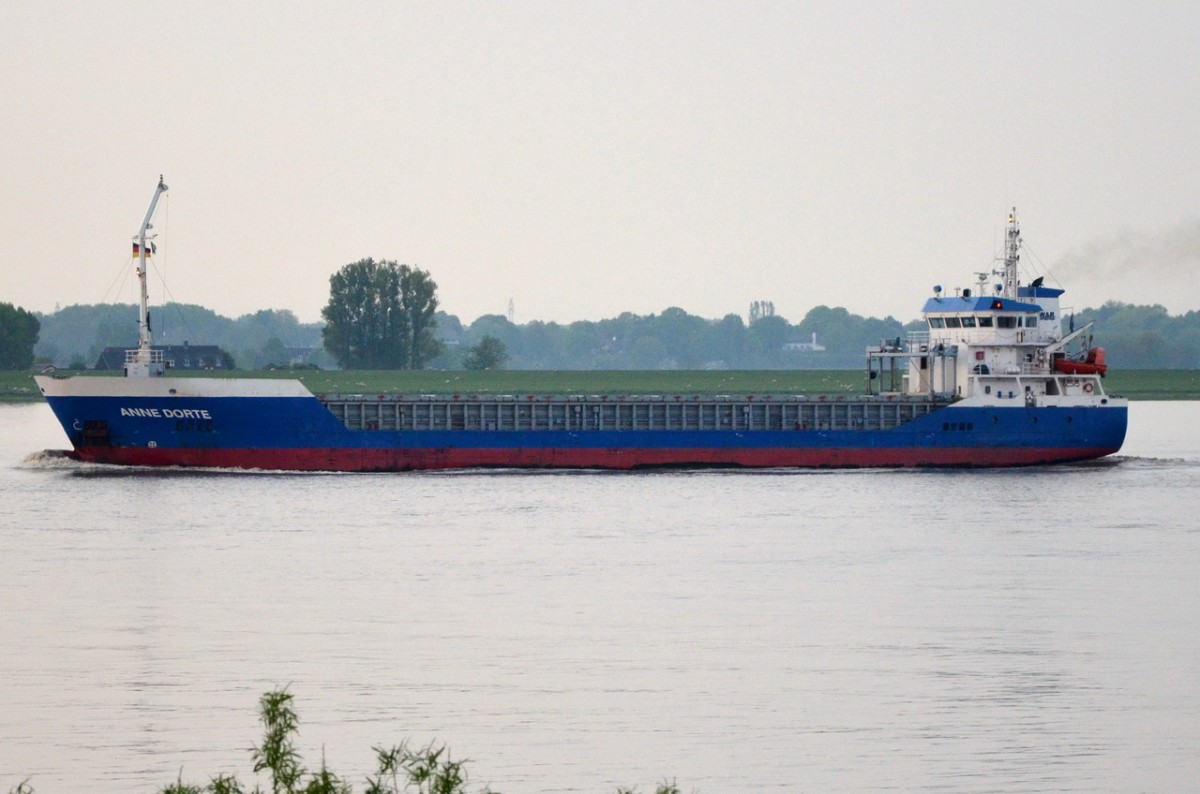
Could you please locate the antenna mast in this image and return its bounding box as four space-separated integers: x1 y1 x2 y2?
1002 207 1021 298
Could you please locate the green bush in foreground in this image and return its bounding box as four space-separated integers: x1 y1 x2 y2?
157 688 495 794
6 689 683 794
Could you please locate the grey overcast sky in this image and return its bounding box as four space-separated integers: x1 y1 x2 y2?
3 1 1199 325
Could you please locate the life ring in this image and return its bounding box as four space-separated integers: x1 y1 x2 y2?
1083 382 1094 394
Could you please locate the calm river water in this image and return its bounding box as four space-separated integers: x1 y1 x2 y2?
2 401 1198 792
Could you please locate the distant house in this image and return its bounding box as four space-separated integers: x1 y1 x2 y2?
284 346 315 364
782 333 827 352
94 342 229 371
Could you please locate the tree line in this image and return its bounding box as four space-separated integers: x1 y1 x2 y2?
1076 301 1200 369
10 256 1200 370
324 264 906 371
438 306 907 370
31 302 329 371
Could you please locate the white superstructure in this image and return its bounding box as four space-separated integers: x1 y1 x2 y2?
869 209 1117 408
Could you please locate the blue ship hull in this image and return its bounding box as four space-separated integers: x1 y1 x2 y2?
38 387 1128 471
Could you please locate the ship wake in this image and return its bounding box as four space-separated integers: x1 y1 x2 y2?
20 449 84 469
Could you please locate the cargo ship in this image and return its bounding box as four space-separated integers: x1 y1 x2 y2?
36 179 1127 470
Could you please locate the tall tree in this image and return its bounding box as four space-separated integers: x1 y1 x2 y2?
321 259 442 369
0 302 40 369
398 264 441 368
462 335 509 370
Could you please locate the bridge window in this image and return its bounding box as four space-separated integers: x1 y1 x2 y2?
929 317 945 328
945 317 962 328
1025 314 1039 328
996 316 1017 329
961 316 977 328
977 316 994 327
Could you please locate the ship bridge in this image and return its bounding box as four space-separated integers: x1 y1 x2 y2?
865 210 1106 406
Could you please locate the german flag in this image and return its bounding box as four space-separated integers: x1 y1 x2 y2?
132 241 156 258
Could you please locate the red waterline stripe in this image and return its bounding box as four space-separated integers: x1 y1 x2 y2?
67 445 1122 471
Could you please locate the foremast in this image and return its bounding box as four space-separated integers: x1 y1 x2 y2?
126 176 168 378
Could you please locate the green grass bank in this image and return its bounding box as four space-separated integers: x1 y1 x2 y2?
6 368 1200 403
